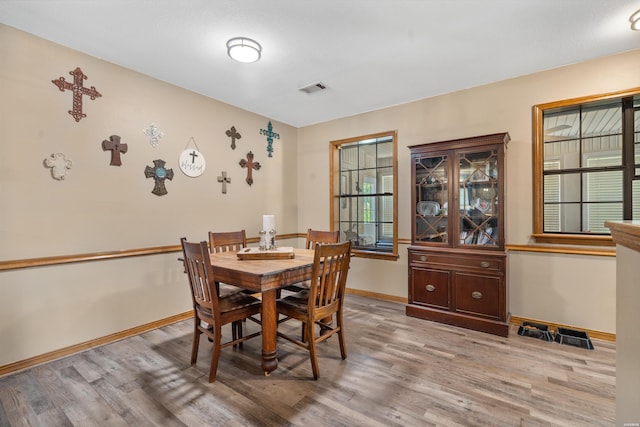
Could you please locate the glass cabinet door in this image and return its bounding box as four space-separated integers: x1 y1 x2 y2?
458 149 499 246
415 155 448 243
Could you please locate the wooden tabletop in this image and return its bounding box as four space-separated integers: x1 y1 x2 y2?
209 247 315 292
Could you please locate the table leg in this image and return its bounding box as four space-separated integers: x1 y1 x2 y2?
261 288 278 374
320 316 333 336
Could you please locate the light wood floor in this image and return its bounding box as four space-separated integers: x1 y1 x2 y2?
0 295 615 426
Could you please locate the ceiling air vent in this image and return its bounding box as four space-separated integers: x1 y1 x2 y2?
299 82 327 94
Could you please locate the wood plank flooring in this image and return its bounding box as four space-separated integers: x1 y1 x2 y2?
0 295 615 426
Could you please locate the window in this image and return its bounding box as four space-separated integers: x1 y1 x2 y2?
330 131 398 259
533 88 640 246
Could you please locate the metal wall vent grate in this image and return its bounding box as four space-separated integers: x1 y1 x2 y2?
299 82 327 94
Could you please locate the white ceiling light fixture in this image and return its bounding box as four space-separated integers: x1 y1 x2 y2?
630 9 640 30
227 37 262 63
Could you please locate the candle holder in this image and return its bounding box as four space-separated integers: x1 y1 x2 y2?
259 230 268 251
268 228 277 250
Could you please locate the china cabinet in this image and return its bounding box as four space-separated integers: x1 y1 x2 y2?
406 133 510 336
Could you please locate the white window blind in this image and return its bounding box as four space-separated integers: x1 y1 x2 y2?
543 160 561 232
586 156 622 233
381 174 393 237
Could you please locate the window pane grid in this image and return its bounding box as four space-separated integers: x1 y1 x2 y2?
540 95 637 237
336 134 395 253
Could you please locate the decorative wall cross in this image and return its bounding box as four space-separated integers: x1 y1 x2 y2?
217 171 231 194
102 135 128 166
144 159 174 196
44 153 72 180
51 67 102 122
239 151 261 186
259 121 280 157
225 126 241 150
143 123 163 147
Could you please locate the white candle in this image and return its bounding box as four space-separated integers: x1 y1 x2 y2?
263 214 275 231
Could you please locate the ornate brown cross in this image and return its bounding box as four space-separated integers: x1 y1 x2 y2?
102 135 128 166
144 159 174 196
225 126 241 150
239 151 261 186
51 67 102 122
217 171 231 194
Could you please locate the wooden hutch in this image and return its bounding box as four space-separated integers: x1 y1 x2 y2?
406 133 510 336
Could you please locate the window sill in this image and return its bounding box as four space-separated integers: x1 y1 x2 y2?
531 233 614 247
352 249 399 261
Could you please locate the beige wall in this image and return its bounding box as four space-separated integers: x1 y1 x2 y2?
0 25 298 366
2 23 637 367
297 49 640 335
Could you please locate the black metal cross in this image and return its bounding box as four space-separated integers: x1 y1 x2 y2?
239 151 261 186
102 135 128 166
217 171 231 194
189 150 198 163
225 126 241 150
51 67 102 122
259 121 280 157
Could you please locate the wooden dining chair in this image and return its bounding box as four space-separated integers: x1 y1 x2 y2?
208 230 254 295
208 230 247 253
276 240 352 380
306 229 341 250
181 238 262 382
283 228 340 294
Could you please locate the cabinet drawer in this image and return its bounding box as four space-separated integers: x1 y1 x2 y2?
409 252 502 271
411 268 450 309
453 272 501 319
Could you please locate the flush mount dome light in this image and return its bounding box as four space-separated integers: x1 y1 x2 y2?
226 37 262 63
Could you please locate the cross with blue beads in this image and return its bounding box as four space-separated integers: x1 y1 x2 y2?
259 121 280 157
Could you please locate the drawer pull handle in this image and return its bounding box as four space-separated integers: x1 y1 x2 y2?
480 261 490 268
471 291 483 299
420 255 427 262
425 284 436 292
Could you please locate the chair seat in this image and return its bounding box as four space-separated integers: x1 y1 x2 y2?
219 292 262 313
277 291 310 312
198 293 261 319
282 280 310 293
218 283 246 297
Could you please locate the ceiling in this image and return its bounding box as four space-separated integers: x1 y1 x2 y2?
2 0 640 128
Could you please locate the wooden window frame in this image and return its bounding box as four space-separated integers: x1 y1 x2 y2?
330 130 399 260
533 87 640 246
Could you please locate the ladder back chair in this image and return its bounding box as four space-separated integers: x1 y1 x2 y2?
208 230 254 295
283 228 340 293
180 238 262 382
276 240 352 380
306 229 340 249
209 230 247 253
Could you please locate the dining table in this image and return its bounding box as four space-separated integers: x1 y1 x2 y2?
209 247 315 375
